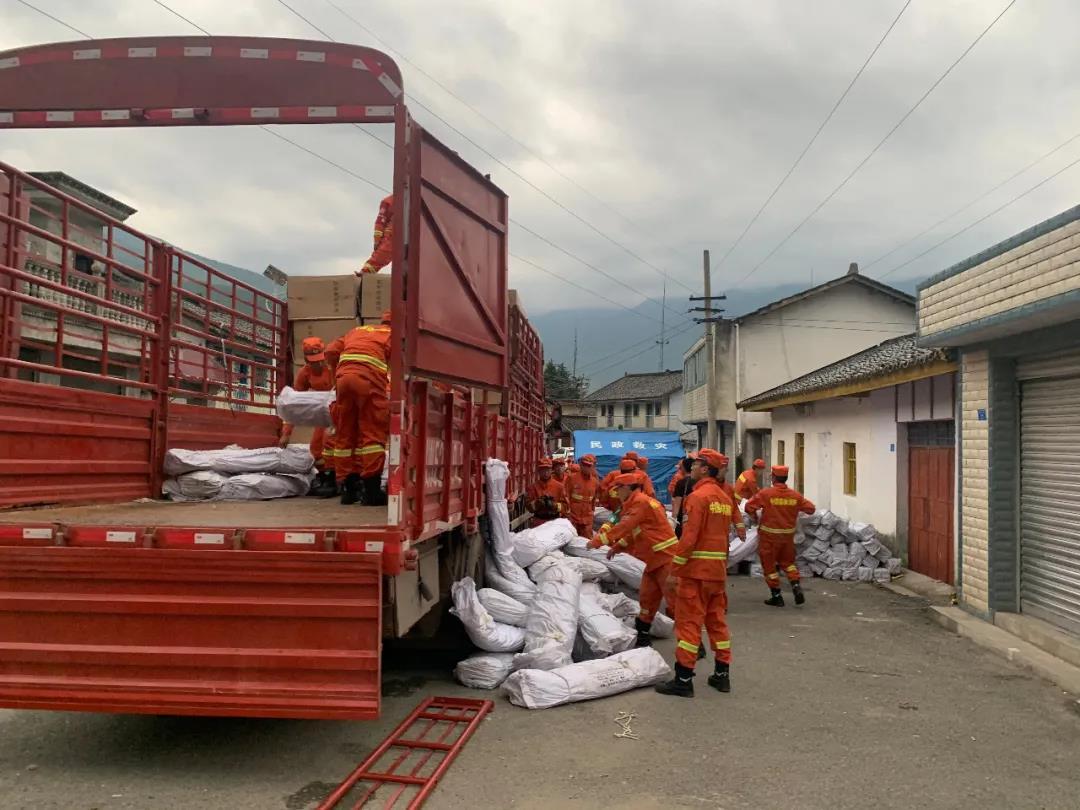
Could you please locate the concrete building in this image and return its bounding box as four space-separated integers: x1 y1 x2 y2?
682 265 916 468
740 334 957 581
585 370 693 444
918 202 1080 637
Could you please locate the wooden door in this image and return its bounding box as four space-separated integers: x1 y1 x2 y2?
908 446 954 583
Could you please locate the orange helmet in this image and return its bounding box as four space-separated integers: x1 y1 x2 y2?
697 449 728 470
301 336 326 362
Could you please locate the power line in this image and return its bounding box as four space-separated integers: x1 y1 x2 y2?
879 150 1080 280
323 0 704 281
730 0 1018 292
14 0 89 37
261 128 388 193
271 0 335 40
577 318 697 373
151 0 210 34
714 0 912 276
585 320 701 379
865 128 1080 273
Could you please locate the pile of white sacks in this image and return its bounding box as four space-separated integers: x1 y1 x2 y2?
162 445 316 502
452 460 673 709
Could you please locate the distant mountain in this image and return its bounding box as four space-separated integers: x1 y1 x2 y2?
532 276 919 391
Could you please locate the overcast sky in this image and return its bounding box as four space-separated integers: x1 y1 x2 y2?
4 0 1080 331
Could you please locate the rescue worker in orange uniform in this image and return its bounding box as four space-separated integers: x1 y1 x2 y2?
745 465 815 607
589 471 678 647
656 449 744 698
565 454 600 538
325 311 392 506
279 337 338 496
357 194 394 275
733 458 766 501
634 455 657 497
526 458 568 527
552 457 568 485
599 458 637 512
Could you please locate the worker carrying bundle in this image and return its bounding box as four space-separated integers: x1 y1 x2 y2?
357 194 394 275
655 449 744 699
526 458 569 527
745 465 816 607
279 336 338 497
734 458 766 501
565 454 600 538
325 311 392 506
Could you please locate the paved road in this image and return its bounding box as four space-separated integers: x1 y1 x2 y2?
2 578 1078 809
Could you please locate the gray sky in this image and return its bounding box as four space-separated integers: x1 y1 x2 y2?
3 0 1079 328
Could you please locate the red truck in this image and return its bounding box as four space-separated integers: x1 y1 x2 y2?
0 36 545 720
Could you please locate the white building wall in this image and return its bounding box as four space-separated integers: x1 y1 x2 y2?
769 388 900 538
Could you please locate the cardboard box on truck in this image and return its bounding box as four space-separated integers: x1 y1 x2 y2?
357 273 393 320
287 274 359 320
291 317 357 358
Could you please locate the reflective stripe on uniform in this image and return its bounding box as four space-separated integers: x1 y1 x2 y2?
672 555 688 565
785 564 799 572
618 539 629 548
327 448 351 457
760 525 796 534
677 640 699 654
714 640 731 650
572 494 586 501
354 444 385 456
765 572 781 580
339 352 388 372
652 537 677 552
690 550 728 560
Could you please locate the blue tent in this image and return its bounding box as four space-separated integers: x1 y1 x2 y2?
572 430 685 505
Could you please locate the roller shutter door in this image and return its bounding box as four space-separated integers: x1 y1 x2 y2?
1018 350 1080 634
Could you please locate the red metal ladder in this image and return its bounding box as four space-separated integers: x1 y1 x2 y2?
317 696 494 809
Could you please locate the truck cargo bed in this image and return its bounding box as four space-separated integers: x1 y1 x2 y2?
0 498 386 528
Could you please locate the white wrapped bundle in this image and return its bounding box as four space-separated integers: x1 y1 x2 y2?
600 549 647 590
563 555 611 582
595 591 640 619
162 470 227 501
484 555 536 605
797 562 814 579
860 553 881 570
726 526 759 567
861 536 884 556
842 568 858 581
810 560 828 575
512 519 576 568
834 517 850 538
593 507 614 530
477 588 529 627
451 578 526 653
887 558 903 574
502 648 672 709
275 385 335 427
577 584 636 657
218 472 313 500
873 569 892 584
454 653 515 689
820 510 839 529
823 567 843 581
801 512 823 528
848 542 868 565
650 612 675 638
513 563 581 671
849 522 877 543
875 545 892 562
164 445 313 476
528 552 568 582
749 562 764 578
802 538 829 561
856 567 875 582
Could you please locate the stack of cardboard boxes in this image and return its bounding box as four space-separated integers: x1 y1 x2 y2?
284 273 392 443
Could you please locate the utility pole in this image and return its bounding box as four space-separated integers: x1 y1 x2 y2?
689 251 726 450
571 328 579 379
656 277 669 371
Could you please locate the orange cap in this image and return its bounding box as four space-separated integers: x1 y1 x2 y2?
618 459 637 472
753 458 766 468
772 465 789 477
623 451 639 461
697 449 728 469
537 458 553 469
302 336 326 362
580 454 596 466
613 472 640 487
552 457 566 467
381 310 392 325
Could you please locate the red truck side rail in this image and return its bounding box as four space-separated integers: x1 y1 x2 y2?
0 36 543 720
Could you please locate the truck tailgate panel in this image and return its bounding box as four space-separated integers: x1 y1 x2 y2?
0 547 382 719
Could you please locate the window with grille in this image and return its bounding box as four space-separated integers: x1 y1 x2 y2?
777 440 785 465
843 442 857 496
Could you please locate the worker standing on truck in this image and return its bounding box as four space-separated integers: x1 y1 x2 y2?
279 337 338 497
656 448 743 698
357 194 394 276
526 458 567 527
734 458 766 501
325 311 392 506
565 454 600 537
745 465 816 607
589 471 677 648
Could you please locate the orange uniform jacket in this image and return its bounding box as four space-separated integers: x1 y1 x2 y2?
733 468 760 501
327 325 391 381
599 470 622 511
672 477 743 581
745 483 815 538
601 490 678 572
565 470 600 526
361 194 394 274
526 478 568 518
280 362 333 441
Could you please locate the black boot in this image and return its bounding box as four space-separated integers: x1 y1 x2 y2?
306 472 322 496
340 473 362 505
707 661 731 693
362 476 388 506
655 663 695 698
792 581 806 606
313 470 338 498
764 588 785 607
634 618 652 648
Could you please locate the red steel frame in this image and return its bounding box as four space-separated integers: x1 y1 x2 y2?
0 35 543 720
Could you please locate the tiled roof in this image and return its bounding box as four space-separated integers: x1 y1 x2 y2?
586 370 682 401
735 272 914 323
561 415 590 432
738 334 954 410
30 171 137 219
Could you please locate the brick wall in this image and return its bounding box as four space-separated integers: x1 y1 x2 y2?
920 218 1080 338
960 350 990 613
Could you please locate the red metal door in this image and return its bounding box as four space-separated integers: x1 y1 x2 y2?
908 446 954 583
402 114 508 389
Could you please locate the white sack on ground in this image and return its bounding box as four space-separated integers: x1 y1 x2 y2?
512 519 576 568
578 587 636 657
513 563 581 671
502 647 672 710
477 588 529 627
275 386 335 428
218 472 312 501
454 653 516 690
595 591 640 619
451 578 526 653
162 470 227 501
528 552 568 582
164 445 313 476
484 555 536 605
650 612 675 638
727 526 759 568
